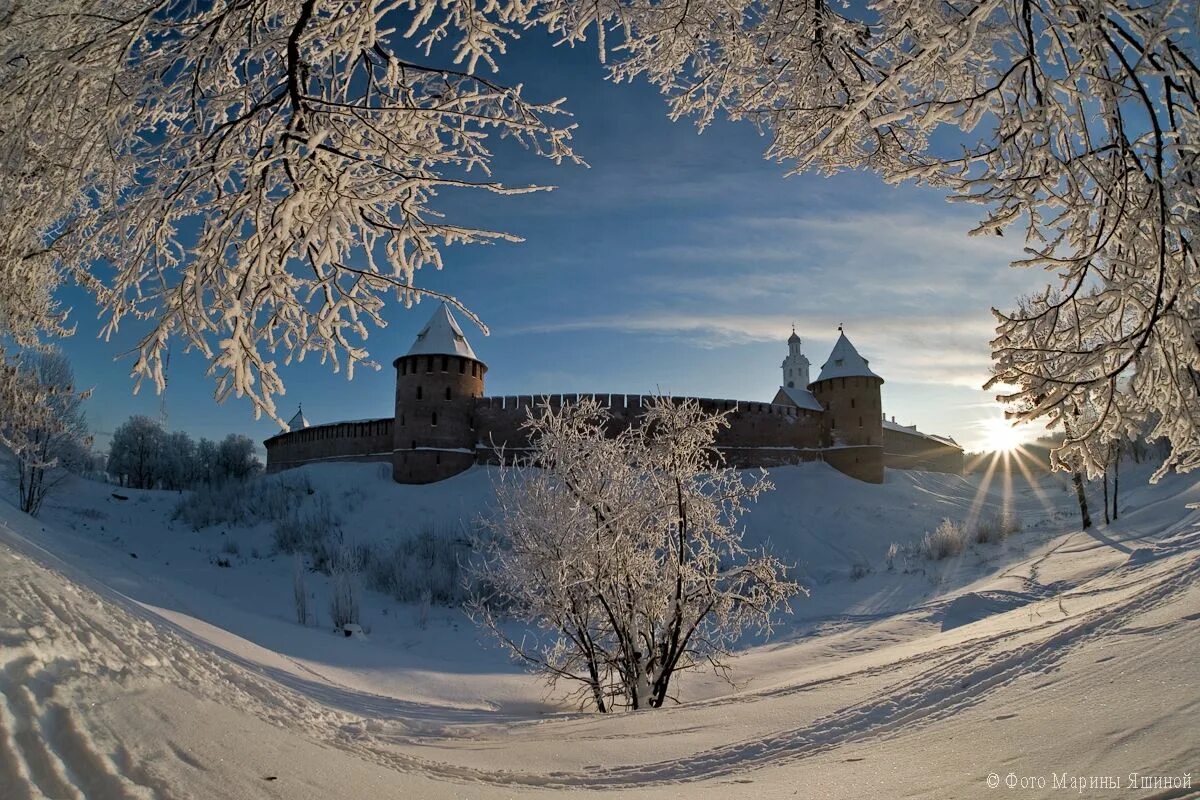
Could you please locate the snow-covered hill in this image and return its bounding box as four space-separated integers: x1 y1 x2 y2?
1 462 1197 798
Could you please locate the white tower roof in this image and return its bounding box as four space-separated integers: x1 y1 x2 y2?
405 303 479 361
287 406 309 431
814 330 881 383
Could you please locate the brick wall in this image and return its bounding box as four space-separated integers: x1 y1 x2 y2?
264 418 394 471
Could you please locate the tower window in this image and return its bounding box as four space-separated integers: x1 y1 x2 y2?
416 386 423 400
411 439 416 449
459 359 466 374
859 416 863 428
445 387 452 400
441 356 448 372
400 414 405 426
431 412 438 427
400 360 406 376
425 357 432 373
851 398 856 409
787 381 794 388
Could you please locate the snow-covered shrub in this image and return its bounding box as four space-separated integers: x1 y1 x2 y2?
415 588 432 630
293 553 309 626
363 528 471 605
885 542 900 571
221 538 240 556
973 510 1023 544
271 493 337 564
849 560 870 580
329 546 361 632
920 519 967 561
174 472 313 530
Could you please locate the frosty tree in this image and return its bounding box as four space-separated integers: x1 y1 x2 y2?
0 0 580 424
472 397 797 712
0 350 92 516
2 1 1197 476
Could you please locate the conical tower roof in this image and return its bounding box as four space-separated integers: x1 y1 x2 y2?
814 330 881 383
405 303 480 361
287 405 309 431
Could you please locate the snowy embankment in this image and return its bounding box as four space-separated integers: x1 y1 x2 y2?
1 461 1198 798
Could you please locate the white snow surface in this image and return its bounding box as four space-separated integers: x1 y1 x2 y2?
404 303 479 361
777 385 824 412
1 459 1198 798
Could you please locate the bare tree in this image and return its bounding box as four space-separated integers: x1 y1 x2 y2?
1 350 92 516
471 397 798 712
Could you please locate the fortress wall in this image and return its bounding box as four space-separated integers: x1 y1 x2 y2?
264 418 394 472
883 428 964 475
472 394 823 466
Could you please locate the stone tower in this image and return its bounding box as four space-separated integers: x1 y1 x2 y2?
782 327 811 389
392 303 486 484
809 329 884 483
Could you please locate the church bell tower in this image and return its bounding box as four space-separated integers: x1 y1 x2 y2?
782 327 810 389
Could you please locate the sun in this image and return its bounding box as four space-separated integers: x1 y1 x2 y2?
979 417 1028 453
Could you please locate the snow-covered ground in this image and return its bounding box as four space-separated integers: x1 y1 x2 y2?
1 460 1197 798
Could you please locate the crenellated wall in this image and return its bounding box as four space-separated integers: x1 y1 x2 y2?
264 418 394 472
472 394 825 467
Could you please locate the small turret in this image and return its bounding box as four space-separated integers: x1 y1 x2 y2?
392 303 485 483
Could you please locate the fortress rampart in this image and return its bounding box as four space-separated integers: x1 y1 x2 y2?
264 305 959 485
265 393 841 477
265 418 394 472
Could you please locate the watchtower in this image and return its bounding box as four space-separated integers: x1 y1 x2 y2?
809 328 884 483
392 304 486 483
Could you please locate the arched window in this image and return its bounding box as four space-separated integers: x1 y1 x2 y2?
851 398 856 409
431 412 438 427
416 386 423 400
445 387 452 401
440 356 448 372
459 359 466 374
425 357 433 373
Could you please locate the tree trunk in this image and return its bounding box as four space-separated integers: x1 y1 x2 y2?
1112 445 1120 521
1102 466 1110 525
1072 471 1092 530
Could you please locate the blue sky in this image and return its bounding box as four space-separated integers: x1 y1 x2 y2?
55 28 1049 454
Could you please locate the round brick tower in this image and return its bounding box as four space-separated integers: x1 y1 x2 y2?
392 304 486 484
809 329 884 483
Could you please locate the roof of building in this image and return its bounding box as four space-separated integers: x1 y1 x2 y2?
287 406 309 431
814 331 882 383
777 386 824 412
883 418 961 449
405 303 479 361
788 328 801 344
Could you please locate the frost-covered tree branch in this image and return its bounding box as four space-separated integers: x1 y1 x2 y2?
470 397 798 712
0 0 580 422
